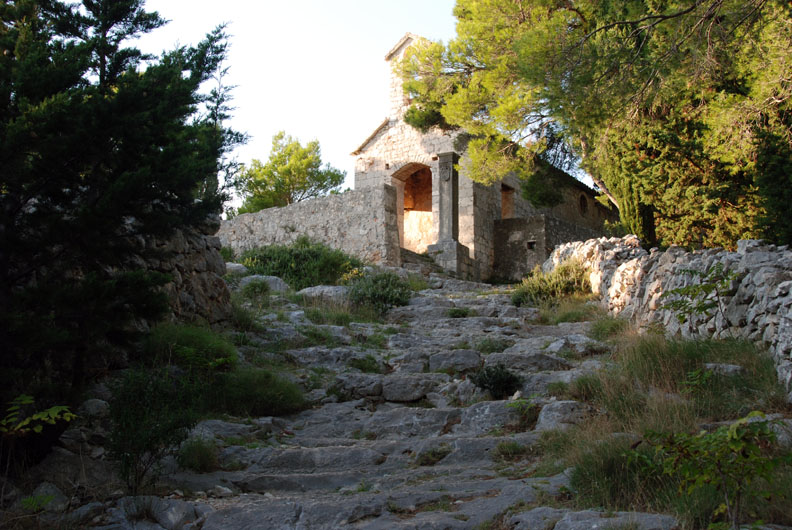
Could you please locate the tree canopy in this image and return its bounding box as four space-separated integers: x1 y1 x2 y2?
235 131 345 214
0 0 240 402
400 0 792 248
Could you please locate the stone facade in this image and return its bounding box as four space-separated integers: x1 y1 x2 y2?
544 236 792 399
218 185 401 266
351 34 614 281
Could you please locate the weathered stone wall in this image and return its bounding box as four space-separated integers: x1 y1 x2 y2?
544 236 792 398
217 185 401 266
140 219 231 324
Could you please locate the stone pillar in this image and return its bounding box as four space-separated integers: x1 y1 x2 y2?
427 152 475 280
436 152 459 240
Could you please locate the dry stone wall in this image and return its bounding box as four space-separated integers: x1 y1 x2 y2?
544 236 792 398
140 219 231 324
218 185 401 266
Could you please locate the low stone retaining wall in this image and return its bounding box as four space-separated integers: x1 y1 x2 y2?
218 185 401 266
543 236 792 397
139 219 231 324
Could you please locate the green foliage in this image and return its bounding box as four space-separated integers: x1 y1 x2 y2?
240 236 362 291
648 412 790 529
207 368 306 417
0 1 239 403
240 279 271 310
178 437 219 473
235 131 345 213
401 0 792 248
348 354 382 374
537 296 600 325
446 307 474 318
0 395 76 437
230 299 265 332
475 337 513 354
511 261 590 307
469 364 523 400
661 264 739 325
506 396 540 431
348 271 412 316
589 316 629 341
416 445 452 466
108 369 200 494
493 441 531 462
20 494 55 513
219 247 235 262
144 323 238 377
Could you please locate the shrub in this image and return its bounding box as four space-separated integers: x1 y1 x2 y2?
143 323 238 378
469 364 523 400
239 236 362 291
108 369 199 494
348 271 412 315
511 261 590 307
416 445 451 466
178 437 219 473
208 368 306 417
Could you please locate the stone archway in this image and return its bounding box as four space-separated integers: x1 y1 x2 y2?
391 163 433 253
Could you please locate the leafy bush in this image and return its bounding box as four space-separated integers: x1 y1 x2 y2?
348 271 412 315
178 437 219 473
240 236 362 291
143 323 238 377
207 368 306 417
648 412 790 529
108 369 199 494
469 364 523 400
511 261 590 307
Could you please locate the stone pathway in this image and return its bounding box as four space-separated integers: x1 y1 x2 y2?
163 275 676 530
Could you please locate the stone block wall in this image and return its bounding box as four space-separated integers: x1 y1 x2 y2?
544 236 792 399
217 185 401 266
139 219 231 324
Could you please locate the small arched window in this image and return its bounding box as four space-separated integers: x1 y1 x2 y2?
579 194 588 216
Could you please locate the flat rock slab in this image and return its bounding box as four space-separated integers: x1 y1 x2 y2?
511 508 679 530
485 352 571 372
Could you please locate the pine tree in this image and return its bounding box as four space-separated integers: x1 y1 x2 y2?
0 0 240 402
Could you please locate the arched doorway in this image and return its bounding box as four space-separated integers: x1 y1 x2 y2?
392 163 433 253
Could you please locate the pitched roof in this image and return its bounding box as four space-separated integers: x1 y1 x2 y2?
385 32 422 61
350 118 390 155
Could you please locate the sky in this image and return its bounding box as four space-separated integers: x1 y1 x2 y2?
137 1 459 196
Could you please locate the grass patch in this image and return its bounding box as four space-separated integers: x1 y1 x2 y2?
302 298 382 326
590 315 630 341
447 307 475 318
229 298 265 332
493 441 532 462
511 261 590 307
406 273 430 291
240 235 363 291
240 278 270 309
207 368 307 417
143 323 238 377
416 445 452 466
348 354 382 374
537 295 601 325
475 337 513 354
177 437 219 473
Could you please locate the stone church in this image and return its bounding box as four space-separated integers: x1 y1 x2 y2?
219 34 614 282
350 34 614 281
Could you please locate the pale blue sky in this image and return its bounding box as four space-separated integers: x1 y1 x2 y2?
137 1 458 195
